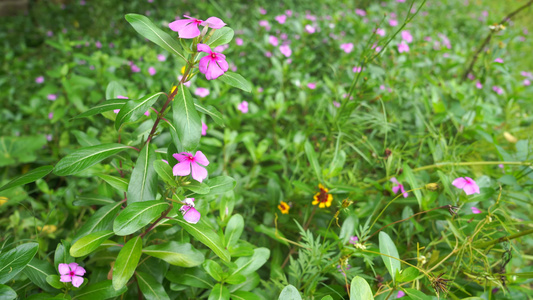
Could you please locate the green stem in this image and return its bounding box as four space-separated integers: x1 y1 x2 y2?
474 228 533 248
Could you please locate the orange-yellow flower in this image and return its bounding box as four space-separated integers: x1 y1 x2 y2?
312 183 333 208
278 201 290 214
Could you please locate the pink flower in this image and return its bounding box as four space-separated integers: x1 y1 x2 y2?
467 73 475 80
452 177 480 195
237 101 249 113
194 87 210 98
131 64 140 73
213 44 229 53
471 207 481 214
259 20 270 30
401 30 413 43
475 81 483 89
48 112 54 120
47 30 53 37
340 43 354 53
197 44 229 80
35 76 44 84
333 101 341 108
305 25 316 33
144 110 150 116
355 9 366 16
235 37 243 46
353 66 362 73
275 15 287 24
201 122 208 136
279 44 292 57
169 15 225 39
307 82 316 89
180 198 201 224
398 41 410 53
389 19 398 26
280 33 288 40
376 28 386 36
59 263 86 288
265 51 272 57
259 7 267 15
148 66 156 76
95 41 102 48
397 290 406 298
114 95 128 114
269 35 279 46
46 134 53 141
157 54 166 61
390 177 408 198
173 151 210 183
47 94 57 101
349 236 358 244
492 86 504 95
494 58 504 63
285 10 293 17
524 79 531 86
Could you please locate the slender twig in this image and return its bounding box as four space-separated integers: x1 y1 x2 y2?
474 228 533 248
139 205 173 238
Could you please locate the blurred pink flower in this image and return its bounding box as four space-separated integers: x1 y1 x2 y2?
305 25 316 33
275 15 287 24
355 9 366 16
180 198 201 224
237 101 249 113
47 94 57 101
47 30 53 37
390 177 408 198
265 51 272 57
259 7 266 15
279 44 292 57
471 207 481 214
169 15 225 39
524 79 531 86
36 76 44 84
131 64 141 73
95 41 102 48
46 134 53 141
59 263 86 288
333 101 341 108
492 86 504 94
173 151 209 183
269 35 279 46
197 43 228 80
340 43 354 53
259 20 270 30
157 54 166 61
353 66 362 73
397 290 406 298
467 73 475 80
475 81 483 89
389 19 398 26
285 10 293 17
401 30 413 43
194 87 210 98
148 66 156 76
178 75 191 87
235 37 243 46
201 122 208 136
452 177 480 195
349 236 358 244
376 28 385 36
307 82 316 89
48 112 54 119
280 33 288 40
398 41 410 53
494 58 504 63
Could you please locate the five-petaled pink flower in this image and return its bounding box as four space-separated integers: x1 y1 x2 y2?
59 263 86 288
173 151 210 183
197 44 229 80
237 101 249 113
180 198 201 224
453 177 480 195
36 76 44 84
169 15 225 39
390 177 408 198
279 44 292 57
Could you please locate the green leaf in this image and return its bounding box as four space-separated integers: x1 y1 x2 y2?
125 14 186 61
207 27 234 48
106 81 127 99
73 99 127 119
402 163 422 208
205 176 236 195
176 219 231 262
45 275 64 290
0 242 39 284
194 103 225 127
203 260 224 281
379 232 401 284
97 174 129 193
23 258 57 292
0 165 53 193
225 214 244 248
0 284 16 300
70 231 114 257
278 285 301 300
404 288 432 300
72 130 101 147
73 202 122 242
167 267 213 289
225 273 246 285
304 140 322 182
218 72 252 93
135 271 170 300
143 241 204 267
208 283 230 300
397 267 420 282
231 291 261 300
172 85 201 152
54 144 130 176
183 181 210 194
115 92 164 130
321 296 334 300
113 236 143 290
127 144 158 204
75 280 127 300
73 195 115 206
231 248 270 276
350 276 374 300
114 200 168 236
153 160 177 187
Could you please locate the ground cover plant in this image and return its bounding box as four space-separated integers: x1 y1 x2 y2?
0 0 532 299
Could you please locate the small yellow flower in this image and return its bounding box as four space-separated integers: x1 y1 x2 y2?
180 66 186 74
278 201 290 214
312 183 333 208
37 225 57 234
0 196 7 206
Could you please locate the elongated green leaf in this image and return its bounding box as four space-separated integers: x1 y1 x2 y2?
125 14 186 61
54 242 74 270
209 283 230 300
115 92 164 130
135 271 170 300
203 260 223 281
176 219 230 262
404 288 432 300
278 285 301 300
73 99 127 119
304 140 322 182
379 232 401 284
127 144 158 204
72 130 101 147
73 202 122 242
231 291 262 300
70 231 114 257
97 174 129 193
231 248 270 276
166 267 213 289
0 165 53 193
225 214 244 248
45 275 63 290
207 27 234 48
114 200 168 236
0 284 16 300
194 103 225 127
172 85 201 151
397 267 420 282
205 176 236 195
74 280 127 300
402 163 422 208
54 144 130 176
113 236 143 290
73 195 115 206
218 72 252 93
23 258 56 292
183 181 210 194
143 241 204 267
0 242 39 284
321 296 334 300
153 160 176 187
350 276 374 300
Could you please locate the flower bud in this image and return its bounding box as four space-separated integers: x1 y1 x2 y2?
425 183 439 191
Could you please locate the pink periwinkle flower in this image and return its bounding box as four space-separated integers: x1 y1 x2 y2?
173 151 209 183
475 81 483 89
194 87 210 98
201 122 208 136
279 44 292 57
180 198 201 224
492 86 503 95
305 14 317 21
523 79 531 86
390 177 408 198
197 44 228 80
494 58 504 63
467 73 475 80
275 15 287 24
307 82 316 89
59 263 86 288
397 290 406 298
35 76 44 84
355 9 366 16
521 71 533 78
48 112 54 120
47 94 57 101
47 30 53 37
213 44 229 53
452 177 480 195
237 101 249 113
376 28 385 36
157 54 166 61
46 134 53 142
169 15 225 39
131 64 141 73
148 66 156 76
269 35 279 46
280 33 288 40
340 43 354 53
389 19 398 26
305 25 316 33
398 41 410 53
401 30 413 43
349 236 358 244
95 41 102 48
259 7 267 15
471 207 481 214
285 10 293 17
235 37 243 46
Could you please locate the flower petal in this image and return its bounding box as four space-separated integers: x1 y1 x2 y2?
202 17 226 29
206 60 225 80
392 186 400 194
400 185 408 198
68 262 79 272
173 153 189 162
452 177 467 189
178 22 201 39
169 19 193 32
216 59 229 72
191 162 208 183
74 266 86 276
197 43 212 54
463 184 477 195
390 177 399 184
173 161 191 176
198 57 211 75
194 151 209 166
71 276 84 288
181 206 201 224
58 263 70 275
60 275 72 282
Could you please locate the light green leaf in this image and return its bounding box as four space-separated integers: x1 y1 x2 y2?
350 276 374 300
231 248 270 276
72 130 101 147
166 267 213 289
73 201 122 242
97 174 129 193
183 181 210 194
225 214 244 248
321 296 334 300
127 144 158 204
231 291 261 300
0 242 39 284
404 288 432 300
115 92 164 130
143 241 204 267
0 284 16 300
113 236 143 290
208 283 230 300
153 160 177 187
278 285 301 300
218 72 252 93
70 231 114 257
73 195 115 206
23 258 57 292
73 99 127 119
74 280 127 300
125 14 186 61
0 166 53 193
114 200 168 236
172 85 201 151
106 81 127 99
194 103 225 127
203 260 224 281
379 232 401 284
136 271 170 300
176 219 231 262
304 140 322 182
45 275 63 290
397 267 420 282
54 144 130 176
204 176 236 196
207 27 234 48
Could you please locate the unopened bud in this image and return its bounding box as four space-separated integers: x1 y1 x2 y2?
425 183 439 191
341 199 353 209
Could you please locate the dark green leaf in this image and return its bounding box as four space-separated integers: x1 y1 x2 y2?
166 267 213 289
379 232 401 284
0 284 16 300
204 176 236 196
54 144 130 176
176 218 230 262
97 174 129 193
54 242 74 270
183 181 210 194
194 103 225 127
73 195 115 206
404 288 432 300
115 92 164 130
231 248 269 276
135 271 170 300
70 231 114 257
114 200 168 236
73 202 122 242
0 166 53 193
113 236 143 290
304 141 322 182
172 85 201 152
207 27 234 48
153 160 177 187
208 283 230 300
23 258 57 292
143 241 204 267
225 214 244 248
0 242 39 284
350 276 374 300
231 291 262 300
73 99 127 119
218 72 252 93
75 280 127 300
127 144 158 204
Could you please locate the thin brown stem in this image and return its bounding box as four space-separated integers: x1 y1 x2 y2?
139 205 173 238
